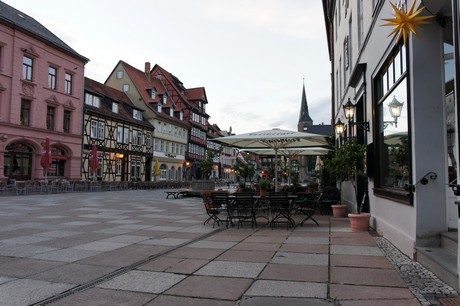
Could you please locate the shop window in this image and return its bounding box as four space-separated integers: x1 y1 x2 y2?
374 43 411 197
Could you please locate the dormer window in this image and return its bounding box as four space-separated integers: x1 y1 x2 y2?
170 107 173 117
162 93 167 104
151 89 156 99
85 93 101 107
112 102 119 113
180 111 183 120
133 109 143 120
158 103 162 112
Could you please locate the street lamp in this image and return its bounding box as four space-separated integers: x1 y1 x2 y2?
384 96 404 128
335 98 369 136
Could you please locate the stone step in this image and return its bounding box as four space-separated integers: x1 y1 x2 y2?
416 246 458 292
441 231 458 256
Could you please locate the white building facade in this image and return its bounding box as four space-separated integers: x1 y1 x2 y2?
323 0 460 289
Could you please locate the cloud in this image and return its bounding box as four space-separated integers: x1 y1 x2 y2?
201 0 324 40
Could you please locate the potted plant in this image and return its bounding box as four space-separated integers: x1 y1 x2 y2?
257 179 269 197
321 138 367 220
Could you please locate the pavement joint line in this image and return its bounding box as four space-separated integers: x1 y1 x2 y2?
30 226 227 306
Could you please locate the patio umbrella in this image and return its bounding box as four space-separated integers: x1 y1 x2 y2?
242 147 330 185
89 145 99 180
40 137 52 181
154 159 160 179
210 128 330 191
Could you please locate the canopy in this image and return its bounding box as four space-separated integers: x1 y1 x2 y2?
210 128 330 191
241 147 330 156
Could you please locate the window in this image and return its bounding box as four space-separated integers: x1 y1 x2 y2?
22 56 33 80
145 133 152 147
64 73 72 94
151 89 156 99
48 66 57 89
85 93 101 107
63 110 71 133
375 43 410 193
131 159 141 178
162 93 167 104
116 71 124 79
115 159 122 175
112 102 119 113
123 84 129 92
132 130 142 146
133 109 142 120
117 126 130 144
91 120 104 139
358 0 364 47
46 106 55 131
20 99 31 126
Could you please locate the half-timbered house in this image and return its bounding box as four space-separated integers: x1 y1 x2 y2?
105 61 189 181
83 78 154 182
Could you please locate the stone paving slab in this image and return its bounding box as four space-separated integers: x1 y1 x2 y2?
31 248 101 262
285 236 329 245
216 249 276 262
259 263 329 282
98 270 185 293
330 283 417 301
0 258 64 278
271 251 328 266
147 295 233 306
278 243 329 254
240 296 336 306
244 280 327 298
165 275 253 300
0 278 73 306
30 263 116 284
194 261 266 278
139 257 209 274
330 245 383 256
331 266 407 287
0 243 57 257
330 254 394 269
51 287 156 306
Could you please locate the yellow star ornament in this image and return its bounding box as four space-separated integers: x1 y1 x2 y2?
382 1 433 44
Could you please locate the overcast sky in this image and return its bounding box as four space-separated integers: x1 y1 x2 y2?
9 0 332 134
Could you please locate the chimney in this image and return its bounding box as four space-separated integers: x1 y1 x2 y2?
145 62 151 82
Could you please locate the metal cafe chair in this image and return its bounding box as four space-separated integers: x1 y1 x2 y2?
268 192 296 229
203 191 229 228
295 192 322 226
234 192 257 228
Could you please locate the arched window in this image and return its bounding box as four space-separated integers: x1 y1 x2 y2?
4 142 33 180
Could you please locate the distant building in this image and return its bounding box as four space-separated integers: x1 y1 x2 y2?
297 83 332 183
0 2 88 181
83 78 154 182
105 61 188 181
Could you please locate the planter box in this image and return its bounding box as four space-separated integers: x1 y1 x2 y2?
331 204 348 217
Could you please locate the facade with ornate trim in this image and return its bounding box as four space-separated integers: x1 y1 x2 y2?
0 2 88 181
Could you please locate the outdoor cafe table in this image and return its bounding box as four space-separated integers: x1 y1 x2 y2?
227 193 299 227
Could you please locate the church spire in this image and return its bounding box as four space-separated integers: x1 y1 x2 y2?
298 80 313 131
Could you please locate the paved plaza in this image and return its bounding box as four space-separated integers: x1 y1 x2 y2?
0 190 457 305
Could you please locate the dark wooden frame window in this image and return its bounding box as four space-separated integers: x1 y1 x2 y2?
20 99 31 126
64 72 72 95
22 56 33 81
48 66 57 89
63 110 71 133
46 106 55 131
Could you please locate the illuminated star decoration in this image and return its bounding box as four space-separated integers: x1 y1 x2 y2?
382 1 433 44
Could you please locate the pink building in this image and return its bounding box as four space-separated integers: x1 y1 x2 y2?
0 3 88 181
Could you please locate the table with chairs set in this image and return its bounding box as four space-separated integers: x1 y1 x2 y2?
203 190 327 229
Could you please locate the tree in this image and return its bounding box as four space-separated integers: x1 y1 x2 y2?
200 150 219 180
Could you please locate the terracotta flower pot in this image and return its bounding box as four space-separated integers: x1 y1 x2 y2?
348 212 371 231
331 204 348 217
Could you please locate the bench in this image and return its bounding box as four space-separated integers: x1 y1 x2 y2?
178 180 216 197
165 191 187 199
